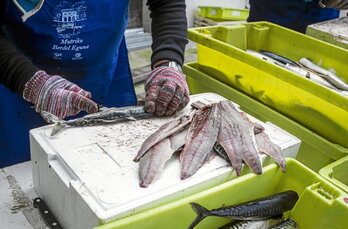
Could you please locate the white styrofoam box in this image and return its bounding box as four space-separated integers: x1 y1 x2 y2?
30 93 301 229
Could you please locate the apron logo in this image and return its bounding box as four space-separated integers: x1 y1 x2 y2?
53 1 87 39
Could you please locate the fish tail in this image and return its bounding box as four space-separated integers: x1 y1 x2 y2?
40 111 67 136
50 123 66 136
41 111 61 123
188 202 210 229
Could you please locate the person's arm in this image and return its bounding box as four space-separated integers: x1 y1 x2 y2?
0 27 38 94
145 0 190 116
147 0 188 68
319 0 348 9
0 8 97 119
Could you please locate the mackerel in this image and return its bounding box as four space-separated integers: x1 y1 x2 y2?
139 127 188 188
223 101 262 174
180 103 221 179
246 49 284 66
188 190 299 229
284 63 338 90
134 113 194 162
299 58 348 91
260 50 298 66
216 101 245 176
269 219 299 229
219 215 284 229
255 132 286 172
42 106 154 136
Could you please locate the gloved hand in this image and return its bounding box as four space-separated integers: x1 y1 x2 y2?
319 0 348 9
144 65 190 116
23 70 98 120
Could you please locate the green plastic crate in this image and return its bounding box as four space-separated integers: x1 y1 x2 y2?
306 17 348 50
94 159 347 229
198 6 249 21
188 22 348 149
183 62 348 172
320 155 348 193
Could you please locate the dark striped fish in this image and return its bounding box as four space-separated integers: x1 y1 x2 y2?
260 50 298 66
219 215 284 229
269 219 299 229
188 191 299 229
42 106 154 136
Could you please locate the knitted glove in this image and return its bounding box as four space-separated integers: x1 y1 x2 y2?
145 66 190 116
23 70 98 120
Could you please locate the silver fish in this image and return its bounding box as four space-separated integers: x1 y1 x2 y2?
284 63 348 98
180 103 221 179
246 50 285 66
139 127 188 188
260 50 298 66
134 113 194 162
269 219 299 229
42 106 154 136
188 190 299 229
299 58 348 91
283 63 337 89
219 216 284 229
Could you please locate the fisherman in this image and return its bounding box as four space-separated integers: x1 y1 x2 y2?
0 0 189 167
248 0 348 33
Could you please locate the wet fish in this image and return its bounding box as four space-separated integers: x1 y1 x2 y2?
134 113 194 162
299 58 348 91
188 190 299 229
269 219 299 229
260 50 298 66
222 101 262 175
42 106 154 136
283 63 338 89
139 127 188 188
255 132 286 172
246 50 284 66
180 103 221 179
283 63 348 98
219 215 284 229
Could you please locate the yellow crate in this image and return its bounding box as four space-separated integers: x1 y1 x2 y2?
198 6 249 21
188 22 348 148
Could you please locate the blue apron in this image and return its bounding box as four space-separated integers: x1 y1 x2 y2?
0 0 137 168
248 0 340 33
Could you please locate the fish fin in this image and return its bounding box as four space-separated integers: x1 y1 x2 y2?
188 202 210 229
41 111 61 123
50 123 66 136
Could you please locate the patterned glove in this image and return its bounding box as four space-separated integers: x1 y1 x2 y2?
144 65 190 116
23 70 98 120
